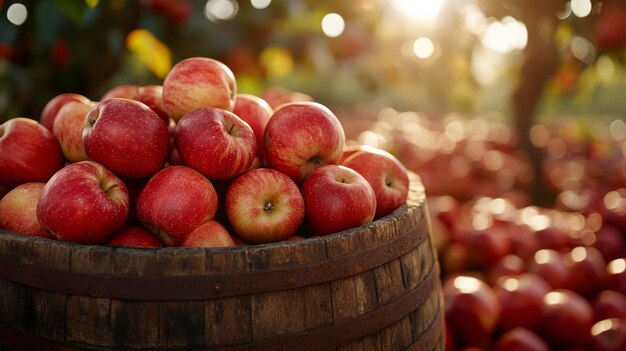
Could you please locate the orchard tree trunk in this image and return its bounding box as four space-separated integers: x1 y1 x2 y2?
512 4 560 206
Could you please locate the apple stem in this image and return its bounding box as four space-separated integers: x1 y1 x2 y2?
264 201 274 213
228 123 235 135
308 155 321 165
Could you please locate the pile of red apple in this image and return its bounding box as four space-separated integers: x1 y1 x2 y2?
0 57 411 248
364 110 626 350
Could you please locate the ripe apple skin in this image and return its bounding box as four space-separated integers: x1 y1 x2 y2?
40 93 91 133
593 290 626 322
563 246 608 297
301 165 376 236
591 318 626 351
175 107 256 180
494 273 551 331
107 225 163 248
53 100 96 162
226 168 305 243
0 118 64 189
493 327 549 351
0 182 50 238
162 57 236 121
36 161 129 244
102 84 170 125
136 166 218 246
539 289 593 349
261 86 313 110
233 93 273 157
528 249 571 289
264 102 345 182
181 220 236 248
82 98 170 179
342 148 410 219
443 275 500 348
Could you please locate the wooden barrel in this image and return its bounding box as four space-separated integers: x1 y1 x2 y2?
0 174 443 350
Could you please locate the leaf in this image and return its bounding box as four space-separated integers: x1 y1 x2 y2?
85 0 100 8
125 29 172 79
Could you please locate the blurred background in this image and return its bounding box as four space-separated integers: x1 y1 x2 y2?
3 1 626 349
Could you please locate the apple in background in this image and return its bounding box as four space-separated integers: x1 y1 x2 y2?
443 275 500 349
226 168 305 243
339 144 381 163
539 289 593 349
464 228 512 269
162 57 236 121
82 98 170 178
232 93 273 157
0 118 64 189
342 147 409 219
0 185 7 199
36 161 129 244
101 84 170 125
53 99 95 162
39 93 91 132
528 249 571 289
591 318 626 351
563 246 608 297
182 220 235 248
445 321 455 351
264 102 345 182
136 166 218 246
594 225 626 262
493 327 549 351
175 107 256 180
261 86 313 110
107 225 163 248
487 254 525 285
0 182 50 238
494 273 551 332
301 165 376 236
593 290 626 322
286 235 305 241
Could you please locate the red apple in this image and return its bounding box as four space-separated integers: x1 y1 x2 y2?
528 249 571 289
226 168 305 243
494 273 551 332
0 117 64 189
493 327 550 351
443 275 500 348
464 228 512 269
487 254 526 285
181 220 236 248
563 246 608 297
0 182 49 238
36 161 129 244
39 93 91 133
82 98 169 178
339 144 378 164
593 290 626 322
107 225 163 248
594 225 626 262
102 84 169 125
261 86 313 110
162 57 236 121
53 99 95 162
301 165 376 236
539 289 594 349
591 318 626 351
264 102 345 182
342 148 409 219
175 107 256 180
232 93 273 157
136 166 218 246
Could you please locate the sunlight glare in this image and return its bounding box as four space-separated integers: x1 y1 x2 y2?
413 37 435 59
321 13 345 38
482 16 528 53
393 0 445 23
